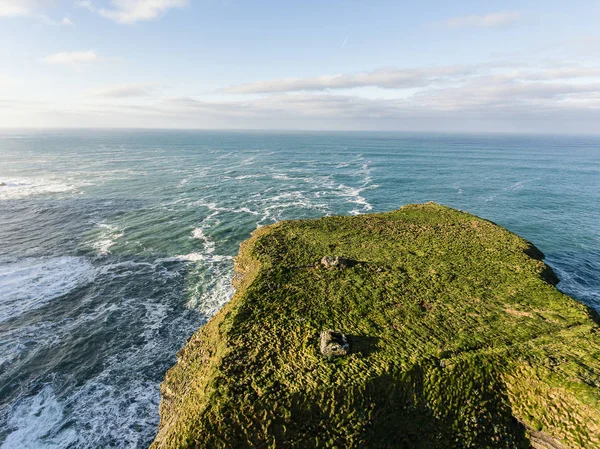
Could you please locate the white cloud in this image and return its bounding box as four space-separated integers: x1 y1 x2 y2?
4 60 600 133
42 50 98 64
4 85 600 132
445 11 521 28
224 64 600 95
225 66 471 94
74 0 93 8
0 1 76 25
157 73 600 125
0 0 49 17
0 74 23 90
83 83 153 98
77 0 189 24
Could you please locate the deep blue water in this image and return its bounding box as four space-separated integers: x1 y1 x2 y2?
0 130 598 449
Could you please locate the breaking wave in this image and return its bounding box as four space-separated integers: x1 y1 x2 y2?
0 256 95 323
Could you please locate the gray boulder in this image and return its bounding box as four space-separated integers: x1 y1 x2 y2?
320 256 353 269
320 330 349 357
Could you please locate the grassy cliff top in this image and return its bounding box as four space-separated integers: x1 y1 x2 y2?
151 203 600 449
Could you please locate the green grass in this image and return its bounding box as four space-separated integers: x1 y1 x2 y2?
150 203 600 449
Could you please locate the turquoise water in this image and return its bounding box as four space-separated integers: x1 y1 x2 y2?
0 130 598 448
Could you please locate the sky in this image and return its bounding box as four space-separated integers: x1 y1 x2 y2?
1 0 600 133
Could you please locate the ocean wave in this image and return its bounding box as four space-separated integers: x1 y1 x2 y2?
92 224 124 255
185 261 235 317
182 228 236 314
192 227 215 248
156 253 233 263
0 257 95 323
0 178 77 200
336 181 374 216
193 199 261 216
234 174 265 180
1 385 78 449
154 227 234 264
549 254 600 309
1 255 207 449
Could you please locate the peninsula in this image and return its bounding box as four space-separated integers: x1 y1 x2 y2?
151 203 600 449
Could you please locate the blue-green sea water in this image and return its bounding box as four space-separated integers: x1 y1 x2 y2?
0 130 598 449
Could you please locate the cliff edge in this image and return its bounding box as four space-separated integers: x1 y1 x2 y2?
150 203 600 449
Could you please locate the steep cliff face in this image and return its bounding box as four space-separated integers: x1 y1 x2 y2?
150 203 600 449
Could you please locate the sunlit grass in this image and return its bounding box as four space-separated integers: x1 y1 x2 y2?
151 203 600 449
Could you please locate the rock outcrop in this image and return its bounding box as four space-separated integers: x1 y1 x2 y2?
320 330 349 357
150 203 600 449
320 256 353 269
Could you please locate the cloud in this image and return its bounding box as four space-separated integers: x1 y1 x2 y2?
140 62 600 131
83 83 153 98
411 79 600 114
4 60 600 133
42 50 98 64
445 11 521 28
0 1 77 25
225 66 471 94
0 0 49 17
0 74 23 90
163 77 600 123
4 84 600 132
76 0 189 24
225 64 600 95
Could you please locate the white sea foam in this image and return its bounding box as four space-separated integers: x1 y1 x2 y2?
2 321 176 449
92 224 124 255
0 257 95 323
185 261 235 316
193 198 261 216
1 385 78 449
191 227 218 258
337 183 374 215
141 302 170 342
155 227 233 264
183 226 235 314
234 174 264 180
157 253 233 263
0 178 77 200
1 254 208 449
552 261 600 305
192 227 214 246
331 156 376 215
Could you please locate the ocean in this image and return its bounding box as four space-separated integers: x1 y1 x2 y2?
0 130 598 449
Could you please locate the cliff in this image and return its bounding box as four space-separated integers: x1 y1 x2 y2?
150 203 600 449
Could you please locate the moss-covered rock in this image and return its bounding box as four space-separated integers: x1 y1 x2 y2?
150 203 600 449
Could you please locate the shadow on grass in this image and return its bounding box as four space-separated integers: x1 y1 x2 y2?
347 335 380 357
360 360 531 449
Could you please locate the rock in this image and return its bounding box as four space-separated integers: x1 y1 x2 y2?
320 329 349 357
0 182 6 187
320 256 353 268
